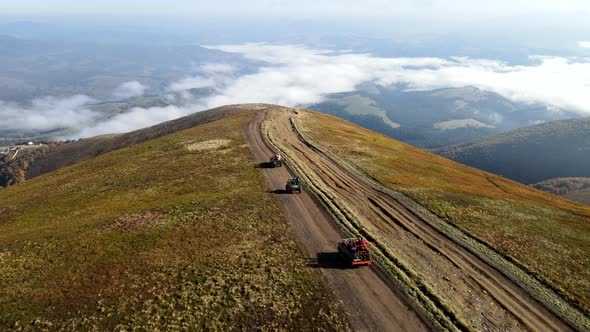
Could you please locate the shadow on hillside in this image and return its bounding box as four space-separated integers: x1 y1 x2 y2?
270 189 288 194
307 252 348 269
256 162 274 169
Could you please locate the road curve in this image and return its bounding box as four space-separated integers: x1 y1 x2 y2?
242 111 430 332
260 107 573 332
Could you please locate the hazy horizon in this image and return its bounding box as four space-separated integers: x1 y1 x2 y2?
0 1 589 139
3 0 589 17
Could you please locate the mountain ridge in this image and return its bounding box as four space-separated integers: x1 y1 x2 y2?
436 117 590 183
310 85 578 148
1 104 588 331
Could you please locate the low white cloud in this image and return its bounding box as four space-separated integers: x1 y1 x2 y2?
168 77 215 91
0 95 98 131
5 43 590 140
75 104 204 137
434 119 495 130
528 119 546 125
201 63 236 74
201 44 590 114
0 93 202 138
113 81 148 99
168 64 237 93
578 41 590 49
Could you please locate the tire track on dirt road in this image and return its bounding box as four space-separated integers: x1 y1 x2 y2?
242 110 429 332
260 107 574 331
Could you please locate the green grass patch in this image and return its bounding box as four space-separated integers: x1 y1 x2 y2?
0 113 348 330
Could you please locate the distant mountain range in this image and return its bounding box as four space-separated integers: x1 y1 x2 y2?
4 83 581 153
436 117 590 184
309 85 578 148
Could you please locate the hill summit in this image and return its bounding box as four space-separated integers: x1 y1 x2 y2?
0 105 588 331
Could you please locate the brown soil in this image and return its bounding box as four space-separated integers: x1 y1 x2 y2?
243 110 429 332
249 106 573 331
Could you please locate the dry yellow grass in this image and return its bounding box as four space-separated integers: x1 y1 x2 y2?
298 110 590 315
186 139 232 152
0 113 349 330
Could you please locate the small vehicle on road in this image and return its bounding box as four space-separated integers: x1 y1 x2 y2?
338 237 373 267
270 153 283 167
285 176 302 193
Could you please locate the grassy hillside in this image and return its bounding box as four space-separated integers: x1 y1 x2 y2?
1 106 251 189
436 117 590 184
297 110 590 314
0 144 55 187
0 113 347 330
23 106 249 182
0 107 251 189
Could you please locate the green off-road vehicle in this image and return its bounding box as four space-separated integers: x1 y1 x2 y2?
285 177 302 193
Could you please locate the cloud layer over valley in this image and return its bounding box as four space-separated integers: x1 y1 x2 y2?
201 44 590 113
0 95 98 132
113 81 148 99
2 45 589 139
75 105 190 138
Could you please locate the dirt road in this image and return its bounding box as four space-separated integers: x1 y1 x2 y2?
243 111 430 332
247 106 574 331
